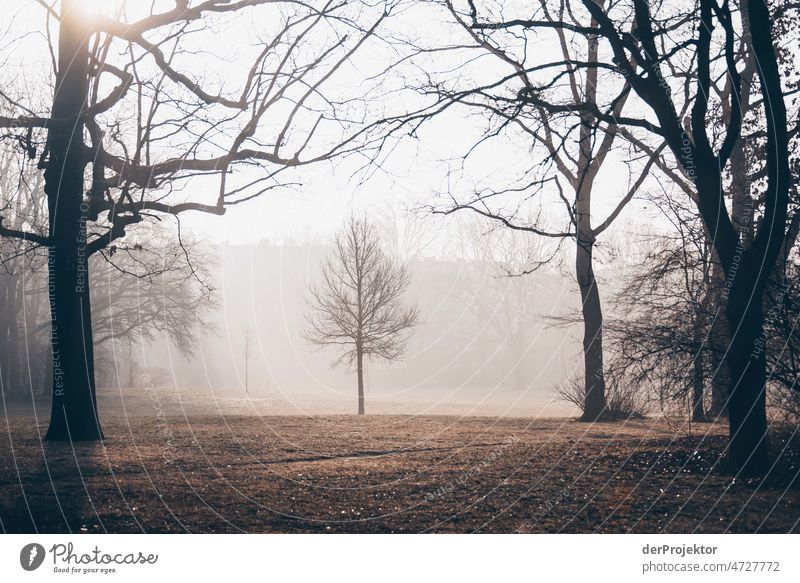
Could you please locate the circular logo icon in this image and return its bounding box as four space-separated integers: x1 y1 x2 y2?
20 543 46 571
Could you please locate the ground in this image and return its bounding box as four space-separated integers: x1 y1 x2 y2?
0 415 798 533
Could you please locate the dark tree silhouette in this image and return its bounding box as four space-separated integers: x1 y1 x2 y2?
560 0 793 473
305 215 418 414
1 134 216 394
606 196 719 423
0 0 390 440
389 0 661 420
608 193 800 426
391 0 798 473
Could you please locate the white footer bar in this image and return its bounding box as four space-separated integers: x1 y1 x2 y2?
1 534 795 582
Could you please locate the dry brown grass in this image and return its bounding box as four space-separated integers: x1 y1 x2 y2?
1 415 797 533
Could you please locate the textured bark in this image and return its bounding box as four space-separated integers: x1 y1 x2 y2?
707 262 730 418
44 0 102 441
577 237 607 421
725 290 769 473
574 24 608 421
719 0 791 473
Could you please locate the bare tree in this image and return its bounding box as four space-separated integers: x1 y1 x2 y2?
377 204 438 265
388 0 661 420
606 196 719 423
456 217 557 391
609 194 800 427
1 119 217 394
0 0 392 440
305 215 418 414
555 0 798 472
89 225 218 387
0 133 48 400
387 0 798 473
1 216 218 395
767 255 800 424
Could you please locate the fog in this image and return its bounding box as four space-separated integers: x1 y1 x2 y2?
0 0 657 421
122 233 587 418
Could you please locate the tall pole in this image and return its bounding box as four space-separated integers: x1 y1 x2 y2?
244 329 249 395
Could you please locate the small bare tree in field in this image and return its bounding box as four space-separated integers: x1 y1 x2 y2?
305 215 418 414
0 0 393 440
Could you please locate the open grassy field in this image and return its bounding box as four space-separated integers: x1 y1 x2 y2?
1 414 798 533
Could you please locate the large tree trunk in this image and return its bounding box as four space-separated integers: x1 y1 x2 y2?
44 0 102 441
708 320 730 418
577 237 607 421
725 291 769 473
574 22 607 422
706 261 730 418
720 0 788 473
356 349 365 415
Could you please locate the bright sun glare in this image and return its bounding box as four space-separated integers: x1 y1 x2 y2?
76 0 126 17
